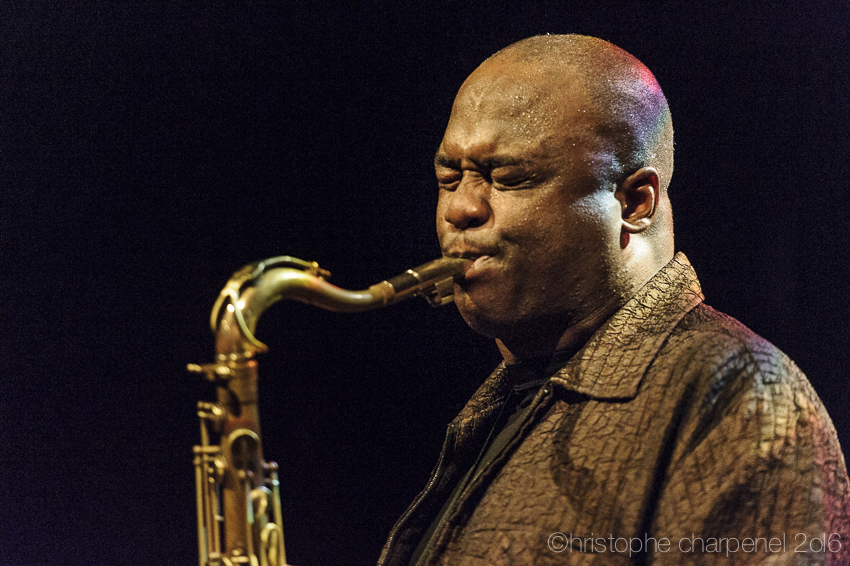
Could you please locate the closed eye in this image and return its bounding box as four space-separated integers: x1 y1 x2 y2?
491 166 537 190
435 167 462 191
491 173 531 189
434 154 538 191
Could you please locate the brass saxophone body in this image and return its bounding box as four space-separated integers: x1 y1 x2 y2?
189 255 470 566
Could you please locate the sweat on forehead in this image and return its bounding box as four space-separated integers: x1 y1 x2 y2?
477 34 674 190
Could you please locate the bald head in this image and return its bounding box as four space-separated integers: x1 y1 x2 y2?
486 35 674 195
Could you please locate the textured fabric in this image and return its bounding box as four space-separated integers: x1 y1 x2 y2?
378 253 850 566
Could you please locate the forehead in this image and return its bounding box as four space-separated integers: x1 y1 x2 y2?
440 57 599 158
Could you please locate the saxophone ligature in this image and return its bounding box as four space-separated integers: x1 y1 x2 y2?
188 255 470 566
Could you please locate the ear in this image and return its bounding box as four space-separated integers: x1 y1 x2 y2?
615 167 659 233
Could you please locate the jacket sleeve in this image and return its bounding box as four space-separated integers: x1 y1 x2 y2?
650 342 850 566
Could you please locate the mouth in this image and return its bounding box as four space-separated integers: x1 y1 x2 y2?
469 255 492 270
445 250 497 279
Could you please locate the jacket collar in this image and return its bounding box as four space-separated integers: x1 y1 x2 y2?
551 252 704 400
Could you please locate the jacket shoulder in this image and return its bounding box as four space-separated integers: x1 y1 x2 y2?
654 304 850 550
670 302 805 388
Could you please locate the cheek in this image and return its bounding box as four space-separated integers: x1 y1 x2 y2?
529 193 621 262
571 191 617 223
567 192 621 243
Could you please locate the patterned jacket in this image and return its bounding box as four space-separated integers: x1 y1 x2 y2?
378 253 850 565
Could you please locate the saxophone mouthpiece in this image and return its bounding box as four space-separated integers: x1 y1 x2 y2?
373 256 472 307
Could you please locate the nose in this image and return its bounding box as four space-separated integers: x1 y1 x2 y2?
441 175 491 231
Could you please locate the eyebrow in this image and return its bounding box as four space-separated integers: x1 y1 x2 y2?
433 154 530 169
433 154 457 168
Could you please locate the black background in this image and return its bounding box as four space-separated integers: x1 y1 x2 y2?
2 2 849 565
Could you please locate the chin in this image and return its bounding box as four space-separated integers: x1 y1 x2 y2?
455 300 502 339
455 298 530 341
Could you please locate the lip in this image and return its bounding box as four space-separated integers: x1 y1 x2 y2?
470 255 493 270
445 250 498 281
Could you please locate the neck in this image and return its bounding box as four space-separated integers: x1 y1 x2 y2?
495 298 620 364
494 240 674 365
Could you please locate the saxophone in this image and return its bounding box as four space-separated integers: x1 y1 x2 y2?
188 255 470 566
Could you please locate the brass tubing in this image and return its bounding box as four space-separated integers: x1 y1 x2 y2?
192 255 469 566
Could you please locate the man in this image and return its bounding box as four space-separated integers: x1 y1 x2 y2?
377 35 849 565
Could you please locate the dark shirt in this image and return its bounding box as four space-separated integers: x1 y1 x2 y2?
409 360 557 565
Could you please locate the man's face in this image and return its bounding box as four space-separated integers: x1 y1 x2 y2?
436 58 624 345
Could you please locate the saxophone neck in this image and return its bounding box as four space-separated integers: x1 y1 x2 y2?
209 255 471 360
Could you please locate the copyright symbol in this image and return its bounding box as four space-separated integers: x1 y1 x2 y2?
548 532 568 553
